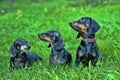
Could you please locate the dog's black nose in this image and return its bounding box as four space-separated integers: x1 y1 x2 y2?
69 22 74 26
69 22 72 25
38 33 43 39
38 33 40 37
28 46 31 49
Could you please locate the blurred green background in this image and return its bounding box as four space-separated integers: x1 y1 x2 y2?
0 0 120 80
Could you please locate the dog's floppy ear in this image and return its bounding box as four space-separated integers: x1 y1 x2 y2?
76 32 81 39
88 18 100 34
52 38 65 51
9 44 19 57
48 43 51 48
9 41 21 57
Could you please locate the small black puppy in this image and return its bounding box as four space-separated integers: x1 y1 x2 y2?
9 38 43 69
38 30 72 66
70 17 105 66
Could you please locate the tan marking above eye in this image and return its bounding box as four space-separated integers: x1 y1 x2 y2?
17 46 20 49
82 19 85 21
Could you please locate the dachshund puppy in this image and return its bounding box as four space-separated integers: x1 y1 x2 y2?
9 38 43 69
38 30 72 66
70 17 105 66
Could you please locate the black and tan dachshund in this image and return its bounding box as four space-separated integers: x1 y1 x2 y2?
38 30 72 66
69 17 105 66
9 38 43 69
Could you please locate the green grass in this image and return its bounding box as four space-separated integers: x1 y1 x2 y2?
0 0 120 80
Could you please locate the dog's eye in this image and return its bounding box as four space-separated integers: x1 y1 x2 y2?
55 37 59 42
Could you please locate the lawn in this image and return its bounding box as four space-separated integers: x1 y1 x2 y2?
0 0 120 80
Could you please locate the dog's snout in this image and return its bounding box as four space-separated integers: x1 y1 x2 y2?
70 22 76 27
38 33 46 39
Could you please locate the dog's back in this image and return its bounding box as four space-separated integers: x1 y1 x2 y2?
27 52 43 63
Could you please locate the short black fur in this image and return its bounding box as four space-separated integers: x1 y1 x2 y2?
9 38 43 70
70 17 105 66
38 30 72 66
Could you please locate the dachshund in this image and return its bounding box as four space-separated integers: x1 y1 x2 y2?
9 38 43 69
69 17 105 66
38 30 72 66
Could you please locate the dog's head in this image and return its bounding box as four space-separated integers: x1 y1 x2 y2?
9 38 31 57
69 17 100 38
38 30 64 51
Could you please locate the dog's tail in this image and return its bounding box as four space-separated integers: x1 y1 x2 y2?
38 56 43 62
28 52 43 62
99 52 106 63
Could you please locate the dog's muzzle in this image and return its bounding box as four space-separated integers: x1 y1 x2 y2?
20 45 31 51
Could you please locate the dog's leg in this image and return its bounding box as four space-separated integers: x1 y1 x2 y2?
91 57 98 66
76 46 85 66
94 46 106 63
99 52 106 63
9 57 15 71
75 52 81 66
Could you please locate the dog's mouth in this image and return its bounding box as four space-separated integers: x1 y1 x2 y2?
20 45 30 51
70 22 88 35
70 22 80 32
38 33 53 43
20 49 27 53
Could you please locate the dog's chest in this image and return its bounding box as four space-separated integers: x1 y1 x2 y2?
12 55 28 68
50 50 67 65
78 41 98 58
